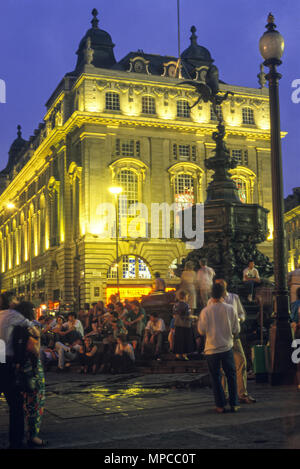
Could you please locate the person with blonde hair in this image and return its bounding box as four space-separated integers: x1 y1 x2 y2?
197 258 215 307
178 261 197 312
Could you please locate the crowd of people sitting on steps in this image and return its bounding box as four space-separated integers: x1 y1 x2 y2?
2 258 300 447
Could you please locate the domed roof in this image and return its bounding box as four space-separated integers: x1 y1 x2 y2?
181 26 213 65
9 125 27 157
1 125 28 175
75 9 116 72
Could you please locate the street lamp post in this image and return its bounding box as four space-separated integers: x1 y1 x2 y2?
259 14 294 384
109 186 123 300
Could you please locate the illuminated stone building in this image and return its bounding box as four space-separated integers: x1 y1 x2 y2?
0 10 275 308
285 187 300 272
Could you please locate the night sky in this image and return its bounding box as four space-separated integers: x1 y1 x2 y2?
0 0 299 197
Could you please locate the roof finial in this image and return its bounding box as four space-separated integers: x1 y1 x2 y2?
91 8 99 29
190 26 198 45
17 125 22 138
266 12 276 31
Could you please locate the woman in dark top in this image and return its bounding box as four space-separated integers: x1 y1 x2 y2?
172 290 195 361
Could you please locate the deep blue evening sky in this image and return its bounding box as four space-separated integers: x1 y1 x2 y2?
0 0 299 196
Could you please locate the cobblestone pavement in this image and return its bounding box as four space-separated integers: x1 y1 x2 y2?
1 371 300 449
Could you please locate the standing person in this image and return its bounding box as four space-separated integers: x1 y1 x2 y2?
0 293 32 449
179 261 197 313
152 272 166 292
288 264 300 303
243 260 261 302
78 303 90 332
172 291 195 361
213 279 256 404
13 302 47 448
290 287 300 335
198 283 240 413
197 258 215 307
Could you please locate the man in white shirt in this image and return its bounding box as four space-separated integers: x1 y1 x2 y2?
142 313 166 360
213 279 256 404
243 260 260 302
197 258 215 307
198 283 240 413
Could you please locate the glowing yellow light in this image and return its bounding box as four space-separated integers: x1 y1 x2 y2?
6 202 15 210
106 286 176 302
89 220 108 236
106 286 152 302
109 186 123 195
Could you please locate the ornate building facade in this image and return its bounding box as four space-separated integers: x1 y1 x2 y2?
285 187 300 272
0 10 275 309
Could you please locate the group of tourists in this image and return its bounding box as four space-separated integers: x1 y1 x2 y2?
175 258 257 413
0 295 46 449
3 256 300 447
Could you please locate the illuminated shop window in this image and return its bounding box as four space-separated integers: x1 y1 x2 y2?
177 100 190 118
107 255 152 280
142 96 156 114
105 92 120 111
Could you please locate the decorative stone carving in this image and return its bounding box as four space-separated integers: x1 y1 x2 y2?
84 37 94 65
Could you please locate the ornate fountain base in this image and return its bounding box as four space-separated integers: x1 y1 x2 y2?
180 200 272 291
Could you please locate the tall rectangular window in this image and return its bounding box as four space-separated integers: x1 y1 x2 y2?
242 107 255 125
105 92 120 111
210 104 223 121
142 96 156 114
177 100 190 118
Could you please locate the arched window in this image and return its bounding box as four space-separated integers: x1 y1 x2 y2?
107 255 152 280
142 96 156 114
229 167 256 204
177 100 190 118
116 169 138 217
105 92 120 111
242 107 255 125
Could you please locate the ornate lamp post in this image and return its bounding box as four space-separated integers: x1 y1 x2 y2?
109 186 123 299
259 14 294 384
